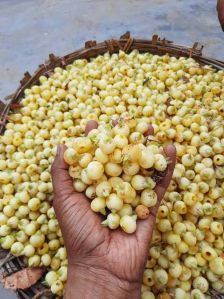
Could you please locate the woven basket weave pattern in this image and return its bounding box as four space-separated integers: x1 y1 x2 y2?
2 31 224 129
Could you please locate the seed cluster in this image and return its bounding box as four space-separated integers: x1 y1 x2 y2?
0 50 223 298
64 119 167 233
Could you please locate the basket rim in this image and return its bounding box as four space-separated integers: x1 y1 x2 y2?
1 32 224 106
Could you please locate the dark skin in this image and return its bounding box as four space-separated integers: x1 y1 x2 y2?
51 121 176 299
217 0 224 31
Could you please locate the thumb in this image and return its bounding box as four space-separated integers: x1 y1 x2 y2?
51 144 74 201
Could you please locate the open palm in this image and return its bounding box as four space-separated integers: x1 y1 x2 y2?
51 123 176 298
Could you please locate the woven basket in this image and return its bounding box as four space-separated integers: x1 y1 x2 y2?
1 32 224 299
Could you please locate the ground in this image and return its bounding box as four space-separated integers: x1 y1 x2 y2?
0 0 223 298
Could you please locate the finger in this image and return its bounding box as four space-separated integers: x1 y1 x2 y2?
53 120 98 199
136 144 176 243
51 144 74 201
150 144 176 217
144 124 154 136
154 144 176 202
135 210 156 247
52 120 98 208
85 120 98 136
112 119 118 127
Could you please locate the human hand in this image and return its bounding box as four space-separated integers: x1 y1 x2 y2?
51 121 176 299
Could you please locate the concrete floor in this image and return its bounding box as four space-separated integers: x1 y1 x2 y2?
0 0 224 298
0 0 224 101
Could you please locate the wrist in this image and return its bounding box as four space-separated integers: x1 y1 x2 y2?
64 263 141 299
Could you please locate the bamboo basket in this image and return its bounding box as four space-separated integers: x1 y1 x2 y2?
0 32 224 299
